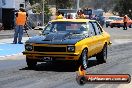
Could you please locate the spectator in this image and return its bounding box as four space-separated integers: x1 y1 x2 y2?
13 7 28 44
76 10 86 19
67 13 73 19
56 11 63 19
123 15 129 30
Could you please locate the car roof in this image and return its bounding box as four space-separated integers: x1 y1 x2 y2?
51 19 95 22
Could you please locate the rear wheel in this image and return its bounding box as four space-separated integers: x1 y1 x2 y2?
129 24 132 28
78 49 88 70
110 26 113 28
106 24 108 28
26 57 37 69
96 44 107 63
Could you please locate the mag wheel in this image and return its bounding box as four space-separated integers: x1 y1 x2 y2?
96 44 107 63
79 49 88 70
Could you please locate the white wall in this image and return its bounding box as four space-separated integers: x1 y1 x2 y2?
14 0 25 10
2 0 25 10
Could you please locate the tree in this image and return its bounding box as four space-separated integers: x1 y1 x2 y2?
28 0 52 24
113 0 132 18
56 0 73 9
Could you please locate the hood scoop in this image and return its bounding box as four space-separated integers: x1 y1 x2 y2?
43 32 70 41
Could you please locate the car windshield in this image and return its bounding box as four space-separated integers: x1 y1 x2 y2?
116 17 123 21
109 17 118 20
42 22 88 34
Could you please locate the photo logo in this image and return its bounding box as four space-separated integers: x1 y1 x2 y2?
76 66 131 85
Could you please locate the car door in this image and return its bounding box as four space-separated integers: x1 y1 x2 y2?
86 22 99 56
92 22 105 53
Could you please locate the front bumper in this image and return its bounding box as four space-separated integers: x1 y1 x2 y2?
23 51 80 61
111 23 124 27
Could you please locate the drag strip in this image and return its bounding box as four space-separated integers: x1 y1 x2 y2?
0 42 132 88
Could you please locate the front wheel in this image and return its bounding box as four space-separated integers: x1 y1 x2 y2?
78 49 88 70
26 57 37 69
106 24 108 28
96 44 107 63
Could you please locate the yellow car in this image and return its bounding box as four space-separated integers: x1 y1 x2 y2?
23 19 111 69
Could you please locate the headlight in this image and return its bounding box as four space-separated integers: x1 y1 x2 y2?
67 46 75 52
25 44 33 51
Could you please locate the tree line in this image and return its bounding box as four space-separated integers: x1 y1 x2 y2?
28 0 132 18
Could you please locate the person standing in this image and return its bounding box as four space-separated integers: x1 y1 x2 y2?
76 10 86 19
56 11 64 19
13 8 28 44
123 15 129 30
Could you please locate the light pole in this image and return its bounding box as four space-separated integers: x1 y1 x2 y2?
77 0 80 10
43 0 44 25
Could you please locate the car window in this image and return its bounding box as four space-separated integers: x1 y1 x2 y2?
44 23 53 31
92 22 102 35
109 17 118 20
116 17 123 21
88 22 96 36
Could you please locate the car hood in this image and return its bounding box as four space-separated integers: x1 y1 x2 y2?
26 32 88 45
106 20 113 22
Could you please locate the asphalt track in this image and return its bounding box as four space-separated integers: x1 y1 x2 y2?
0 42 132 88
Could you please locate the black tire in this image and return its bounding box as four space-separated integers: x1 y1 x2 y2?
110 26 113 28
26 57 37 69
78 49 88 70
96 44 107 63
129 24 132 28
77 76 87 85
106 24 108 28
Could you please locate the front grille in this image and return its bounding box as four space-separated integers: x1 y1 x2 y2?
34 46 66 52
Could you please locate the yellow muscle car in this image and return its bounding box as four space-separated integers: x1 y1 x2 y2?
23 19 111 69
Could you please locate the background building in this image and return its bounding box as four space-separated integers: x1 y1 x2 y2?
0 0 25 30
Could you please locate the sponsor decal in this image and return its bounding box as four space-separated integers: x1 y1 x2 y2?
76 66 131 85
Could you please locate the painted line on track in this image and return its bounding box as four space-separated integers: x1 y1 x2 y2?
0 37 29 60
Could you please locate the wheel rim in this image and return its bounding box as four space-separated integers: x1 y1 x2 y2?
82 49 88 69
